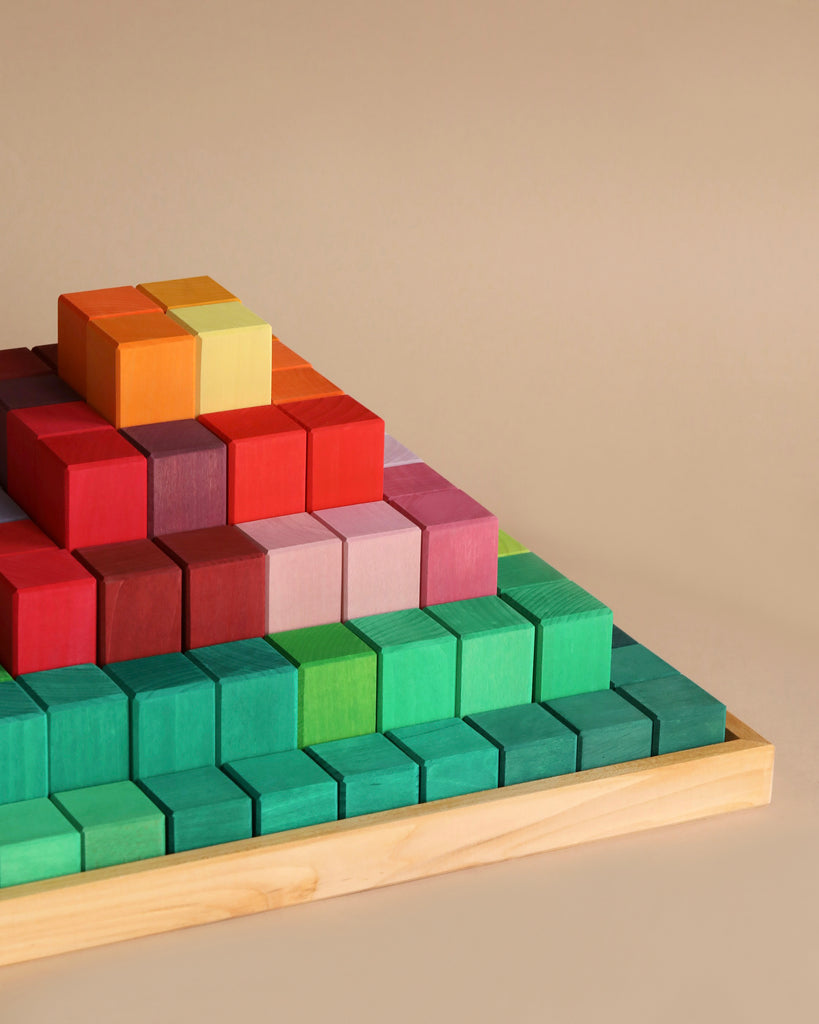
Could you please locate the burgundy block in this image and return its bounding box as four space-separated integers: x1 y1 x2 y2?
32 344 60 372
0 373 80 485
381 462 455 502
0 348 50 382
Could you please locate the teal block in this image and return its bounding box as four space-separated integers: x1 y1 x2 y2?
466 702 577 786
544 690 653 771
0 797 80 888
186 638 298 763
611 626 637 648
306 733 419 819
0 679 47 804
224 749 338 835
386 718 499 802
616 674 727 755
17 664 129 792
609 643 679 685
104 653 215 778
496 552 564 595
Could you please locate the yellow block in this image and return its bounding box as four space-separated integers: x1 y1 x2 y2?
137 276 239 310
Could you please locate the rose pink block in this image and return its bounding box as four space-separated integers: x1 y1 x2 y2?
381 461 455 502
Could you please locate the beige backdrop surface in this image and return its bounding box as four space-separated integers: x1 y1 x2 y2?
0 1 816 1020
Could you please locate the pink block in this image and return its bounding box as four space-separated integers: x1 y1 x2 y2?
383 434 422 468
237 513 342 633
313 501 421 619
389 489 498 606
382 462 455 502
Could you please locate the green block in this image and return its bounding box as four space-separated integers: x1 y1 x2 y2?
104 653 215 778
502 580 613 700
0 797 80 888
612 625 637 648
544 690 653 771
186 638 298 763
496 552 564 595
497 530 528 557
347 609 457 731
17 665 129 792
386 718 499 802
224 749 338 835
609 643 678 685
425 597 535 716
139 766 252 854
0 679 47 805
267 623 377 747
616 674 727 755
306 733 419 818
466 702 577 786
51 780 165 870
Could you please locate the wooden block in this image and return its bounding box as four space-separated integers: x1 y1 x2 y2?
122 419 227 537
496 551 564 595
390 489 498 606
166 302 272 415
139 766 252 853
305 732 419 818
0 520 56 556
0 798 80 888
199 405 307 522
347 608 457 731
223 748 337 836
381 462 455 502
270 366 343 405
18 664 129 791
313 501 421 618
271 336 311 372
85 312 197 428
0 347 50 381
544 689 653 771
383 434 422 468
502 580 613 701
0 373 80 486
58 286 162 395
0 678 47 805
0 550 96 676
154 526 266 649
465 702 577 786
612 625 637 648
186 638 298 763
31 344 59 373
104 652 216 778
238 513 343 633
616 674 727 755
280 396 384 511
386 718 499 802
136 275 239 310
51 780 165 870
425 596 535 715
267 623 377 747
0 488 26 523
609 643 679 684
497 529 529 558
73 539 183 664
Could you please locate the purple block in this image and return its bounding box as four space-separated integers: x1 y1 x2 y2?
0 487 27 524
382 462 455 502
383 434 422 468
0 374 80 486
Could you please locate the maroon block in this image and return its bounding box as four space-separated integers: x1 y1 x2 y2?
0 520 57 557
32 344 60 373
381 462 456 502
0 348 50 382
0 373 80 485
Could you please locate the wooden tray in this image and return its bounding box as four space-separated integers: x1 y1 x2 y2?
0 712 773 967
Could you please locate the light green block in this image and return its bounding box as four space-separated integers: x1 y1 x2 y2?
0 679 47 805
386 718 499 802
497 530 529 557
0 797 80 888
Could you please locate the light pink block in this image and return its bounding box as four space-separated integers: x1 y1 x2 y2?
313 501 421 619
388 489 498 606
237 513 342 633
383 434 422 468
382 462 455 502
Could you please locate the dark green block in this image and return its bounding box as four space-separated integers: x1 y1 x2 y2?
51 780 165 870
104 653 216 778
0 679 47 805
502 580 613 700
267 623 377 747
424 597 535 716
544 689 653 771
186 638 298 763
466 702 577 786
609 643 679 685
17 664 129 792
616 674 727 755
224 749 338 836
386 718 499 802
347 609 457 731
306 732 419 819
139 766 252 854
0 797 80 888
496 551 564 595
612 626 637 649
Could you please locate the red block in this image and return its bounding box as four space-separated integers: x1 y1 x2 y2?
0 373 80 486
280 396 384 512
199 405 306 522
0 348 50 381
74 540 183 665
0 520 57 557
0 549 96 676
154 526 266 649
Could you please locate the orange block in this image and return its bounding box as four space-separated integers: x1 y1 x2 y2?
86 312 197 428
271 335 311 372
270 366 344 405
136 275 239 310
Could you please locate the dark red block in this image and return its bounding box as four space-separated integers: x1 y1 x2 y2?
0 373 80 485
154 526 266 649
74 540 183 664
0 347 50 381
382 462 455 502
199 405 306 523
122 419 227 537
32 344 60 373
280 395 384 511
0 520 57 557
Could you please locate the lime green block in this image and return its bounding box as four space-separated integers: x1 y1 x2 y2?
0 797 80 888
609 643 679 685
424 597 535 716
386 718 499 802
466 702 577 786
497 530 529 557
0 679 47 805
502 580 613 700
496 552 565 595
347 609 457 732
544 690 652 770
267 624 377 748
616 674 727 755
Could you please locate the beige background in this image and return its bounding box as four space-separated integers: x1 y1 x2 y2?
0 1 816 1019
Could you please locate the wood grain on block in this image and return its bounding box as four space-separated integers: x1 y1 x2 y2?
271 336 311 372
136 276 239 310
615 674 727 756
497 529 529 558
238 514 343 634
0 488 26 523
154 526 266 649
609 643 679 685
280 396 384 511
465 703 577 786
383 434 422 468
270 366 343 405
544 690 653 771
199 405 306 522
73 539 183 664
0 520 57 556
122 419 227 537
0 374 80 486
0 679 47 805
496 551 565 596
390 489 498 606
0 798 80 888
313 501 421 619
386 718 499 802
0 348 50 381
31 345 59 372
381 462 454 502
612 625 637 648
